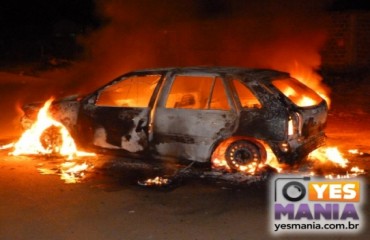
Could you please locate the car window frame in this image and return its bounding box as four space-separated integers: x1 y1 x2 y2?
82 72 164 109
229 78 264 111
160 72 236 112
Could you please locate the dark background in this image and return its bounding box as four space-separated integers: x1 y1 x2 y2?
0 0 368 68
0 0 369 138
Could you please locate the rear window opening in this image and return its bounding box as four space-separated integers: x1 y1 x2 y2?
272 78 323 107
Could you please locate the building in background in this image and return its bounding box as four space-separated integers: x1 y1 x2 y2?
322 3 370 71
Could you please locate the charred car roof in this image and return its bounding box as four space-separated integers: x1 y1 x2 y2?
128 67 290 81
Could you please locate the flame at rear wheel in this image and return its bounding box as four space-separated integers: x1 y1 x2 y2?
212 138 267 174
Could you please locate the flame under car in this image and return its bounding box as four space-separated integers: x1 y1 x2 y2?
21 67 328 171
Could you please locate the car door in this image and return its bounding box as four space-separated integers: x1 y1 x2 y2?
231 78 289 141
152 72 238 162
78 73 162 153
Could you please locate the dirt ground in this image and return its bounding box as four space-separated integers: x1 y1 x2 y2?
0 71 370 240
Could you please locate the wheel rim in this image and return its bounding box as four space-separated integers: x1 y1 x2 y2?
233 148 254 165
40 125 63 154
225 141 262 172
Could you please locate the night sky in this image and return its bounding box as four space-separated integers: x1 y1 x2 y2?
0 0 97 38
0 0 369 64
0 0 369 139
1 0 369 38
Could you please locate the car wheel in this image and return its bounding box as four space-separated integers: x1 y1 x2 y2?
225 140 263 172
40 125 63 154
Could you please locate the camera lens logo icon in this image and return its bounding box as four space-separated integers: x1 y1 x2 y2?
282 181 306 202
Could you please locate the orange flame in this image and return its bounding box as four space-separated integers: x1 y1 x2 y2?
211 143 364 177
308 146 365 178
138 176 171 187
309 147 348 168
5 98 96 183
10 98 95 160
288 61 331 107
60 162 90 184
211 141 283 174
0 142 14 150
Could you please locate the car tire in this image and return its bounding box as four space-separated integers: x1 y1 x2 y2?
40 125 63 154
225 140 263 172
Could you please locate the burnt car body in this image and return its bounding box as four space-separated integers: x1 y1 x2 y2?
22 67 327 170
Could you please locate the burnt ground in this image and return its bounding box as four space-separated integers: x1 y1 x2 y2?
0 71 370 239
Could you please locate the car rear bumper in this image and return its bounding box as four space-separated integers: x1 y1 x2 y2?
270 132 326 164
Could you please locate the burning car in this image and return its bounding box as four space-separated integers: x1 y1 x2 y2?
21 67 328 172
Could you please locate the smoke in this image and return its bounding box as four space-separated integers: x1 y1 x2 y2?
0 0 332 138
42 0 331 93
